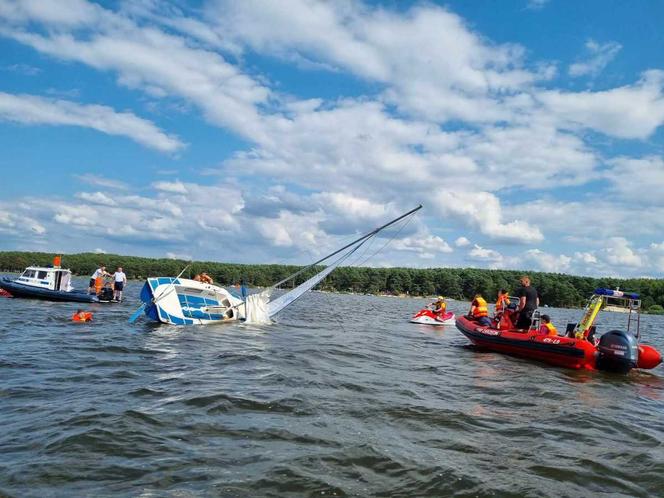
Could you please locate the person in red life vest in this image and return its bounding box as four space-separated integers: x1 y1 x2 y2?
469 294 491 326
539 314 558 336
72 309 93 322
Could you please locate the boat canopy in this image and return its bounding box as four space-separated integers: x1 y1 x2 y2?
16 266 73 292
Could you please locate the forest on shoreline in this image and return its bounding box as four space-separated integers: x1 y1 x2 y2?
2 251 664 313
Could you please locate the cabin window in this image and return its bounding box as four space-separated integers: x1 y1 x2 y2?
37 271 48 279
22 270 36 278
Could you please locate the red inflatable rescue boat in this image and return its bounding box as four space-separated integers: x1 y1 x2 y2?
456 289 662 373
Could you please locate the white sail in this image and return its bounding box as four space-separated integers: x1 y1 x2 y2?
267 257 347 317
244 289 272 324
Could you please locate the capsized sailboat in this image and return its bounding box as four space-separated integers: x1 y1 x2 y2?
130 205 422 325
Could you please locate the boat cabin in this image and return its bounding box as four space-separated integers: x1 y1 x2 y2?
16 265 73 292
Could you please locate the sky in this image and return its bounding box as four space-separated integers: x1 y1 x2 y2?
1 0 664 277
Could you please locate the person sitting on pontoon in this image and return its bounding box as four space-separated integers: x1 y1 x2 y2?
468 294 491 326
539 314 558 336
495 289 510 316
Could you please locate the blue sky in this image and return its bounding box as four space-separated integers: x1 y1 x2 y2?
1 0 664 277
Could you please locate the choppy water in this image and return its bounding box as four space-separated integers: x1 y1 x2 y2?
1 278 664 497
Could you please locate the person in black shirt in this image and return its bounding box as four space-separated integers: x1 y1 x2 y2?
516 275 539 330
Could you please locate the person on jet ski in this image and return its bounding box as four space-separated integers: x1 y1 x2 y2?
469 294 492 326
429 296 447 315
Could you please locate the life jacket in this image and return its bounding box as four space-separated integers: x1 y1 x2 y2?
95 276 104 294
434 301 446 313
540 322 557 336
72 312 93 322
495 294 510 312
472 297 488 318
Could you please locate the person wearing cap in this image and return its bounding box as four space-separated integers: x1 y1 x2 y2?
539 315 558 336
88 265 110 294
430 296 447 315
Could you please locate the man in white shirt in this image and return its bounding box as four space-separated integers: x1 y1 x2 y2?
113 267 128 302
88 265 110 294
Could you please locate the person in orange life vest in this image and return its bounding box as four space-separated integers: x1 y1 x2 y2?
469 294 491 326
430 296 447 315
495 289 510 315
539 314 558 336
88 265 111 294
72 309 93 322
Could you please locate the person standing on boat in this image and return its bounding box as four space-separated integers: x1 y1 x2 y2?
112 266 127 302
88 265 110 294
516 276 539 330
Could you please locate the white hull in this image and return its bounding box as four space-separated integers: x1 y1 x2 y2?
144 277 245 325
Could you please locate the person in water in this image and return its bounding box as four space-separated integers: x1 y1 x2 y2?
430 296 447 315
469 294 491 326
88 265 110 294
516 275 539 330
112 266 127 302
495 289 510 315
539 314 558 336
72 309 93 322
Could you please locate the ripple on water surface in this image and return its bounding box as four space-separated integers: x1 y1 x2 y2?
1 285 664 496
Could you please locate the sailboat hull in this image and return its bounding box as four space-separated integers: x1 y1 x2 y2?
140 277 245 325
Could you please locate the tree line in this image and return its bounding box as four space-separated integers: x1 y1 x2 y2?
2 251 664 312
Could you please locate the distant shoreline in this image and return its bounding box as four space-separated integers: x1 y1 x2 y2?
1 250 663 312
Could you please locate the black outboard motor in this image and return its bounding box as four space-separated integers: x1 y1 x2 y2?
98 286 114 302
596 330 639 373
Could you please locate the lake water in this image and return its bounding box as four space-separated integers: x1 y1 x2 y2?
1 278 663 497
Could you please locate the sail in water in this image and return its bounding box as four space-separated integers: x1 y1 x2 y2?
244 205 422 323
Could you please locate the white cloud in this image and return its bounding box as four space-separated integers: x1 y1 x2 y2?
455 236 470 247
76 191 117 206
605 156 664 205
569 39 622 78
602 237 643 268
574 252 598 265
152 180 188 194
74 173 129 190
166 251 192 261
468 244 503 263
0 92 184 152
392 234 452 259
522 249 572 273
94 247 106 254
537 71 664 139
432 190 543 244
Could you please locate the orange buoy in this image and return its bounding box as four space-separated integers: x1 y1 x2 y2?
637 345 662 370
72 311 93 322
